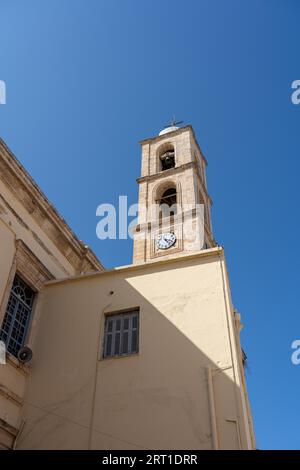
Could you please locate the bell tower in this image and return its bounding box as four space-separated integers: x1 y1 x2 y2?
133 124 215 264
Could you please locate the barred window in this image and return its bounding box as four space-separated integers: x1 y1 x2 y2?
0 275 35 358
103 310 139 359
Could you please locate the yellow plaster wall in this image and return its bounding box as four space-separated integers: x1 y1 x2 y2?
18 251 254 450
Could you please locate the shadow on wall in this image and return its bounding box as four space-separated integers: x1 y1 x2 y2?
16 260 253 450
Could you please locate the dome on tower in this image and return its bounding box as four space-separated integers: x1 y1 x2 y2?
158 125 179 136
159 117 183 136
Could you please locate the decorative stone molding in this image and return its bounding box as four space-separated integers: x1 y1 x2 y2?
14 239 54 291
0 418 18 450
137 161 213 206
137 161 195 184
0 138 104 273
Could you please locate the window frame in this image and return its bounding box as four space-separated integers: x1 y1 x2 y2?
102 309 139 359
0 274 36 358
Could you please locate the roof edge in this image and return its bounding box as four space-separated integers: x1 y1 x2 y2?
0 137 104 273
44 246 224 287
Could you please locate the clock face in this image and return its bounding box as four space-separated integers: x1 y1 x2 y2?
156 232 176 250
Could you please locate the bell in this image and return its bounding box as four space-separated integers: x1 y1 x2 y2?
164 156 172 167
163 154 175 170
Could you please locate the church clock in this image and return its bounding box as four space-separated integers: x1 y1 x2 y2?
156 232 176 250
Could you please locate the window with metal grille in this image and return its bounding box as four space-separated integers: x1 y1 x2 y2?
0 275 35 358
103 310 139 359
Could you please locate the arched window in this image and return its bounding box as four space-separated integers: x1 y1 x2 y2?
0 275 35 357
160 187 177 207
159 145 175 171
157 186 177 218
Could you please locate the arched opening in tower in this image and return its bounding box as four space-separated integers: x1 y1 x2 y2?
158 187 177 218
160 149 175 171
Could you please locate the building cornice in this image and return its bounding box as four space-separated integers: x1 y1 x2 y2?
45 246 224 287
0 138 104 273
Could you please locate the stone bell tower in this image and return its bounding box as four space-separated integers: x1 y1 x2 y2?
133 123 215 264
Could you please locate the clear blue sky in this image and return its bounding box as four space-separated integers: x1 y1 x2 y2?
1 0 299 450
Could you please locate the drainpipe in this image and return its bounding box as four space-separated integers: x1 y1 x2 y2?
206 367 219 450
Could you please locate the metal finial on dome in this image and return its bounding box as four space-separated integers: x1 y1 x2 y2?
163 115 183 129
159 115 183 136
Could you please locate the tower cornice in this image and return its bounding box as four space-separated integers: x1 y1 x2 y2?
139 125 208 166
136 161 213 205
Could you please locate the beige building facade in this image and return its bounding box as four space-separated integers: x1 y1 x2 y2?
0 138 103 448
0 125 255 450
